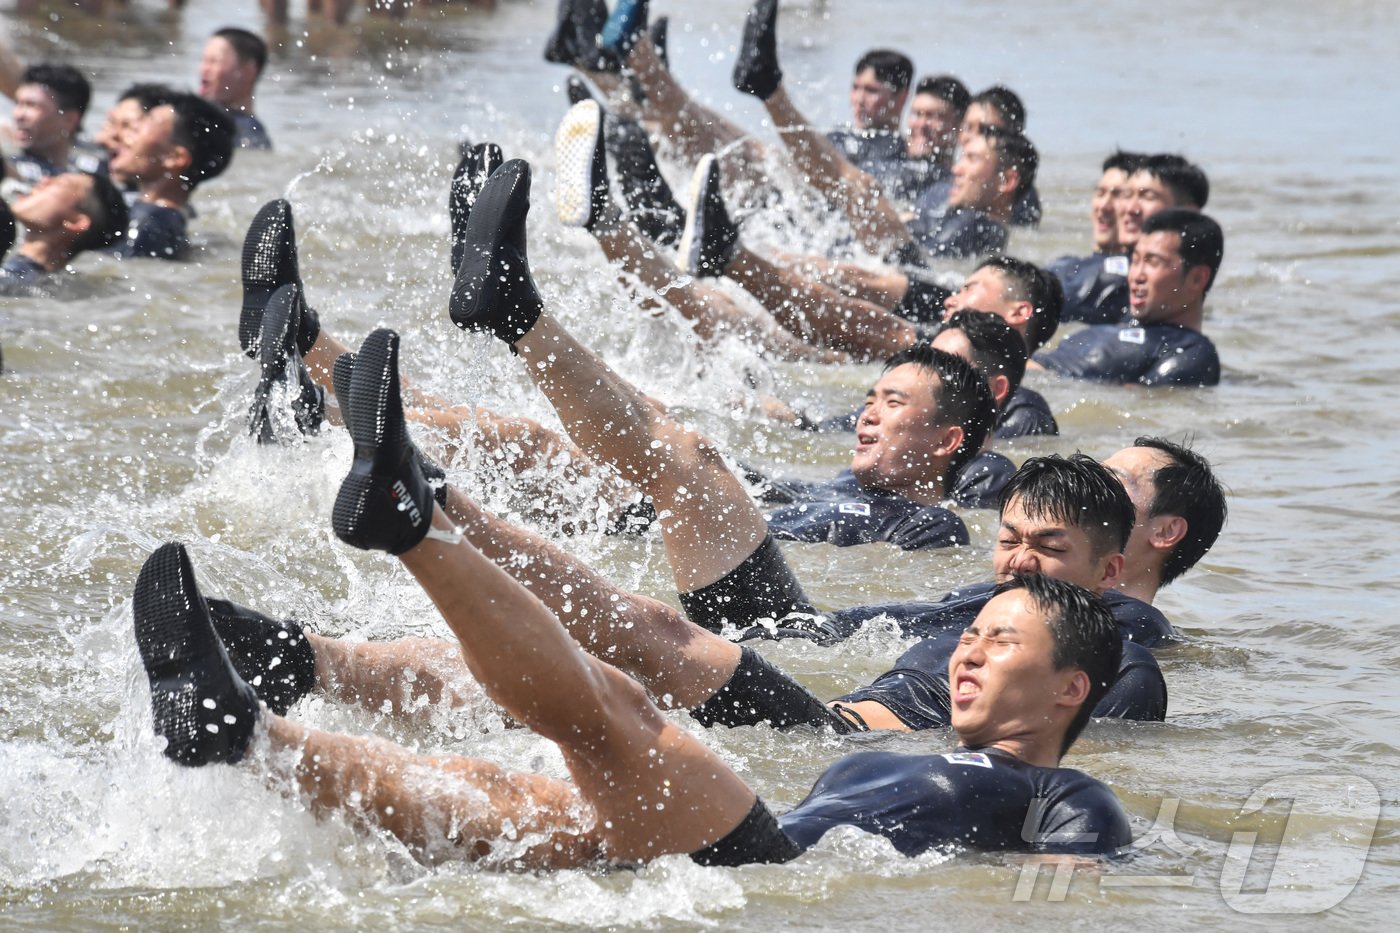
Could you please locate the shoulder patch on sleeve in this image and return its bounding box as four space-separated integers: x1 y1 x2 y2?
1118 327 1146 345
839 502 872 516
942 751 994 768
1104 255 1129 276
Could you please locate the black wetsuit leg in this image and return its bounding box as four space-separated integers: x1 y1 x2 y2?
689 797 804 867
676 534 814 632
689 646 855 732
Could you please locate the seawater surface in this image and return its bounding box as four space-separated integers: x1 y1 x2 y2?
1 0 1398 928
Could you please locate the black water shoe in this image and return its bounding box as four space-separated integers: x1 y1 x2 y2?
449 142 504 275
204 598 316 716
732 0 782 100
332 329 436 554
133 543 260 766
678 155 739 277
448 160 544 345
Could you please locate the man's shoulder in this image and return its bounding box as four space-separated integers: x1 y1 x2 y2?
1102 590 1176 646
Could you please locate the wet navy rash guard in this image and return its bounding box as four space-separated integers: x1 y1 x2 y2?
762 470 968 551
996 385 1058 438
1049 253 1130 326
1034 322 1220 387
949 451 1016 510
778 745 1132 856
113 202 189 260
905 195 1007 259
0 255 47 295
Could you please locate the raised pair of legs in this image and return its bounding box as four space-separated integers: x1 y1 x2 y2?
136 330 765 868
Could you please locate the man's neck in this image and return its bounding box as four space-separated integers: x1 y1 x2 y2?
18 235 74 273
1141 303 1204 332
1113 565 1163 605
222 93 255 115
27 138 71 169
978 734 1063 770
137 175 191 211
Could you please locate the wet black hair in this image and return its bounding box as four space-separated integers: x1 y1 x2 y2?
166 92 236 188
20 63 91 121
1138 153 1210 209
974 254 1062 354
985 130 1038 201
880 344 996 478
991 574 1122 755
997 454 1135 560
971 85 1025 133
914 74 970 115
1102 149 1146 176
1140 209 1225 292
213 27 269 76
71 171 130 255
117 82 179 111
1131 436 1228 585
937 310 1027 410
854 49 914 93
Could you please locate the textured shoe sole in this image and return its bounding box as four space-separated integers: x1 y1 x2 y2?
448 160 538 338
555 101 605 228
134 544 257 766
240 200 298 358
248 285 299 444
332 330 431 554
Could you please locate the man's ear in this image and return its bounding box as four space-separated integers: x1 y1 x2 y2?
997 165 1021 199
61 212 93 237
163 144 194 181
1150 515 1188 553
989 373 1011 406
1185 264 1212 296
1058 670 1091 710
937 423 966 459
1097 552 1125 591
1003 300 1034 328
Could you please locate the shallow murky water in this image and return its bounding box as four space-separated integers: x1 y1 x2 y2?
2 0 1398 927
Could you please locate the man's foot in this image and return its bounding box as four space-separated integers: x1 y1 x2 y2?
732 0 782 100
240 199 320 358
607 116 683 246
554 101 612 231
449 142 504 275
133 543 260 767
544 0 612 71
247 284 326 444
448 160 544 345
204 598 316 716
331 351 449 508
600 0 648 60
332 329 435 555
677 154 739 277
649 15 669 69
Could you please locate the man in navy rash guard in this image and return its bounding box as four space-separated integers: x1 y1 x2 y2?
1033 209 1224 387
1048 153 1209 327
136 534 1131 864
219 162 1225 740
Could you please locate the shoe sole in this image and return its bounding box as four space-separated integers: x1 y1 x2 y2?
134 543 254 766
554 101 604 228
332 330 429 553
240 200 299 358
448 161 533 334
248 285 299 444
677 154 716 276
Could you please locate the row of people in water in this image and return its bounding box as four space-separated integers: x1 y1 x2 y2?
0 26 274 282
128 99 1227 867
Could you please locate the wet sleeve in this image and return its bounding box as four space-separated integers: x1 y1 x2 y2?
1091 641 1167 721
1139 338 1220 387
885 506 970 550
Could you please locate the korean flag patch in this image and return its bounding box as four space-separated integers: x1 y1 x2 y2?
839 502 872 516
943 751 993 768
1104 255 1129 276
